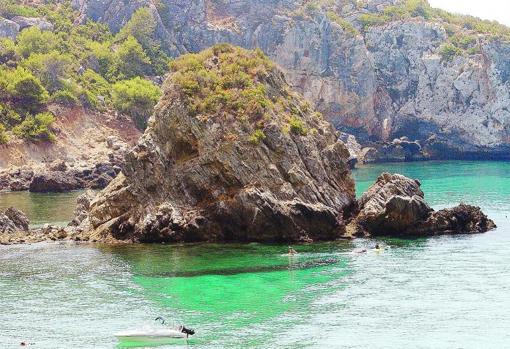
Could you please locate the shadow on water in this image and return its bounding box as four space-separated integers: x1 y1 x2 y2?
99 242 356 344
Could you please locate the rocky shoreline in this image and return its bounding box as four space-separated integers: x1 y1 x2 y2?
0 136 130 192
0 171 497 245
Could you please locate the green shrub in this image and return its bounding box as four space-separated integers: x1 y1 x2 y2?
0 124 8 144
0 103 21 127
85 41 118 79
403 0 432 19
16 27 59 58
116 36 152 79
289 116 307 136
327 11 359 36
21 51 72 93
0 39 17 65
169 45 274 119
0 1 39 18
13 112 56 142
249 129 266 145
79 69 111 103
72 20 112 43
112 77 161 130
439 43 462 62
3 67 49 113
359 13 389 30
450 34 477 50
50 90 79 106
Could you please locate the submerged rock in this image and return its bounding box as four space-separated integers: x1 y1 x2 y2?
348 173 496 237
85 45 355 243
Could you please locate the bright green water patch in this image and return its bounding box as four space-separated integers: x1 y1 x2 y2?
0 190 84 227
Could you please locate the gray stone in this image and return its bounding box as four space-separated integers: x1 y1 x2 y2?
11 16 54 31
0 18 19 39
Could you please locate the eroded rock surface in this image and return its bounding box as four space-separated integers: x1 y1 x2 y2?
348 173 496 237
0 207 29 234
85 45 355 243
72 0 510 159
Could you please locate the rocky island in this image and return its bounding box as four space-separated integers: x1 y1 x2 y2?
0 45 495 245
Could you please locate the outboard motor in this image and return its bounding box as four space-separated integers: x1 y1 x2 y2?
180 326 195 337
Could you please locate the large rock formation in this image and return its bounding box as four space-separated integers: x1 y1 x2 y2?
71 0 510 160
348 173 496 237
85 45 355 243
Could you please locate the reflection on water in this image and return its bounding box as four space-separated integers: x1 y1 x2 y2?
0 190 83 227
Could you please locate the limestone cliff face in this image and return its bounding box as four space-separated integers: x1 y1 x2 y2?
72 0 510 159
86 45 355 243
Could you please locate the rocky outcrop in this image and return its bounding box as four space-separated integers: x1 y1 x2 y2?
0 18 19 40
85 45 355 243
0 207 29 234
29 172 82 192
72 0 510 160
348 173 496 237
0 16 54 40
10 16 54 31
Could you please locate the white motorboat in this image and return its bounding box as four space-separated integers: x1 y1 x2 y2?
115 317 195 344
115 328 188 343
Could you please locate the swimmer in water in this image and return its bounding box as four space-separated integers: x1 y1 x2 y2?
375 243 381 250
288 246 297 255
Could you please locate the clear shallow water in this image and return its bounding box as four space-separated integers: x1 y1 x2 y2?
0 161 509 348
0 190 84 227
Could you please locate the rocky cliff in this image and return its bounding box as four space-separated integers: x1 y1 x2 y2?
84 44 356 243
0 105 141 192
71 0 510 160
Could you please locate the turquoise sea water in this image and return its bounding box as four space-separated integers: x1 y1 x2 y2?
0 161 509 348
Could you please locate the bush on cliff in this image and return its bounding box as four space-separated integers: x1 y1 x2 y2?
112 77 161 130
16 27 59 58
21 51 73 93
0 124 8 144
0 67 49 113
169 45 274 120
13 112 56 142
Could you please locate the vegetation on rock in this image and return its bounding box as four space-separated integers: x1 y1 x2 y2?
168 44 314 140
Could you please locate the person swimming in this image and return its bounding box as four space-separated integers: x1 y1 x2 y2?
375 243 381 250
288 246 297 255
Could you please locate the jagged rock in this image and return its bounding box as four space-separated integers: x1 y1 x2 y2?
0 207 29 234
348 173 496 237
68 190 95 228
339 132 362 168
11 16 54 31
4 207 30 231
29 172 81 193
0 18 20 39
85 45 355 243
48 159 68 172
353 173 432 234
360 138 426 163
